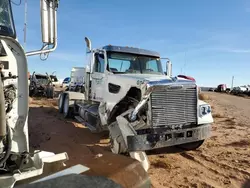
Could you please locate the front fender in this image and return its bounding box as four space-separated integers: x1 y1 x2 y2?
198 99 214 125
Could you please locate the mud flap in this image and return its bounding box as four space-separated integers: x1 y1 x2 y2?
116 116 150 172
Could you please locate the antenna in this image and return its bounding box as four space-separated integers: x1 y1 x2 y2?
23 0 28 50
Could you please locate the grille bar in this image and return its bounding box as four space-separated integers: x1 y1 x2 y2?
150 85 197 127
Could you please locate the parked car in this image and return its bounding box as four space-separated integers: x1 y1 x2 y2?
61 77 71 88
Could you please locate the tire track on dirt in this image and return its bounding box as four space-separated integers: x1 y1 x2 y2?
181 152 250 181
180 153 226 176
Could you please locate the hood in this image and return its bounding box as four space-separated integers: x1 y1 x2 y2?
114 74 169 81
114 74 196 85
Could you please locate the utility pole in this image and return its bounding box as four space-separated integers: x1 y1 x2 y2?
231 76 234 89
23 0 28 50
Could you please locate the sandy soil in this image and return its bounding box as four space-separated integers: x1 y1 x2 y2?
28 92 250 188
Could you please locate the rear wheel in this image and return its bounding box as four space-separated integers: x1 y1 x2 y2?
177 140 205 151
63 94 73 118
29 88 34 97
58 94 65 113
75 85 81 93
46 87 54 99
80 86 85 94
50 87 54 98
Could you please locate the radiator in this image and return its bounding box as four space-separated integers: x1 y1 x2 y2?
150 84 198 128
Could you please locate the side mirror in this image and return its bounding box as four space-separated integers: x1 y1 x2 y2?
41 0 58 44
85 65 90 73
166 60 172 77
85 37 92 53
26 0 59 56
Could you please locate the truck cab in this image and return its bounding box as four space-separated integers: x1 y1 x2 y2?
59 37 214 171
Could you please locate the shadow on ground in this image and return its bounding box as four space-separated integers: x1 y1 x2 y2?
26 105 150 188
28 105 111 166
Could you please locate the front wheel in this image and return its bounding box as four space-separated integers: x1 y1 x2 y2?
109 121 127 154
108 121 150 172
177 140 205 151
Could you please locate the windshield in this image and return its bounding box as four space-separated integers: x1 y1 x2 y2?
0 0 16 38
107 52 163 75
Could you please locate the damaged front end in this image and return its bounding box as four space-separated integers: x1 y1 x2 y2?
114 78 213 170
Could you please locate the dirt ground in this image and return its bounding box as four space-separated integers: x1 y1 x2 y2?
28 92 250 188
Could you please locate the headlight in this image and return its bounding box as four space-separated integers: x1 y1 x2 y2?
199 104 211 116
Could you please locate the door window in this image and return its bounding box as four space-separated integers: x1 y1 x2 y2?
94 53 105 73
145 60 159 72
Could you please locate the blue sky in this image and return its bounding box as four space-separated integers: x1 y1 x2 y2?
11 0 250 87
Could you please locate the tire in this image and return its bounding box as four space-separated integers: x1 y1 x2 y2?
75 85 81 93
50 87 54 99
29 88 34 97
58 94 65 113
109 121 127 154
80 86 85 94
63 94 73 118
46 87 54 99
177 140 205 151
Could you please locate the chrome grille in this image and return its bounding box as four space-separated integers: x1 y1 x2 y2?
150 85 197 127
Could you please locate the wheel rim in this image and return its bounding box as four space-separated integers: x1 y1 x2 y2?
63 96 69 115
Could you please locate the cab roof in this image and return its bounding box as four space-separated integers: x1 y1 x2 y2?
102 45 160 58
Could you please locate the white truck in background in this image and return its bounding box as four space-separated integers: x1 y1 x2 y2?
66 67 85 92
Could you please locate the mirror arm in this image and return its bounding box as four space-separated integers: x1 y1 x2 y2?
25 3 58 56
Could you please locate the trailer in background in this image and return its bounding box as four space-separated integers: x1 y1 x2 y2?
64 67 85 93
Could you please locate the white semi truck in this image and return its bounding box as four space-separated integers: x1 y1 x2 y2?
58 37 214 171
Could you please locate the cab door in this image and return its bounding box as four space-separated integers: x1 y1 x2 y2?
91 53 106 102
